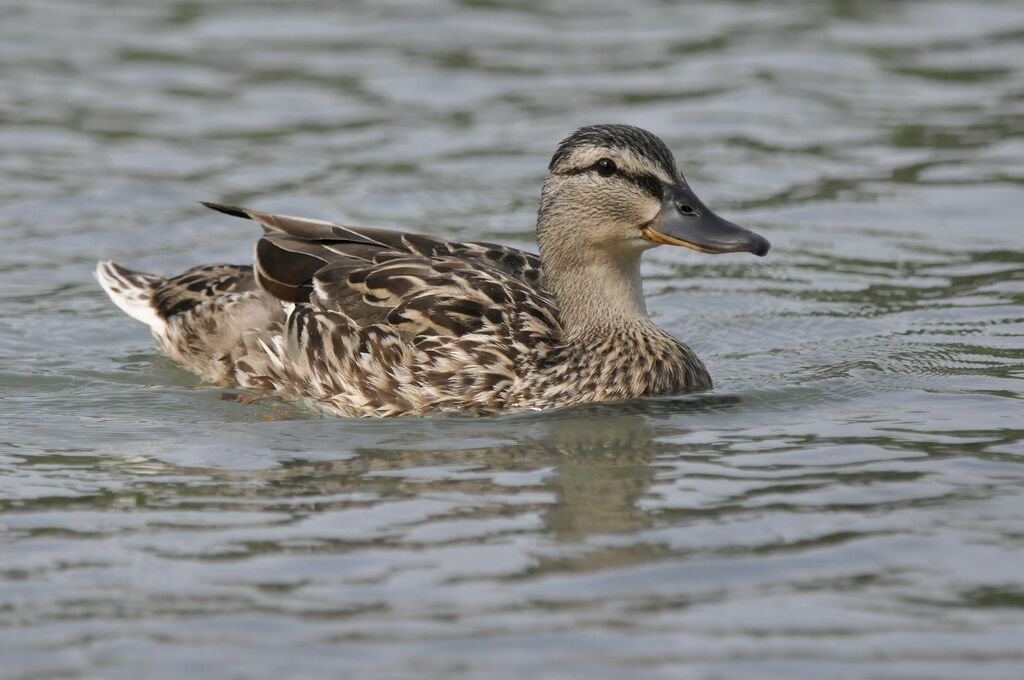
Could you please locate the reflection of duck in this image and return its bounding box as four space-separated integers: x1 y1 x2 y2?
96 124 769 417
129 409 678 542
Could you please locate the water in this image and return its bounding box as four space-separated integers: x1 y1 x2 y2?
2 0 1023 677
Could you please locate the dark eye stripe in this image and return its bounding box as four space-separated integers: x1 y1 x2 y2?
556 163 664 201
627 172 664 201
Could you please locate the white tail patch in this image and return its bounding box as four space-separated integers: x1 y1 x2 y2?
95 260 166 331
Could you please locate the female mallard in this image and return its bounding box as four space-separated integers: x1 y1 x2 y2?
97 124 769 417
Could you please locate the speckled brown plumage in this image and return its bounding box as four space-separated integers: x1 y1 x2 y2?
97 124 770 417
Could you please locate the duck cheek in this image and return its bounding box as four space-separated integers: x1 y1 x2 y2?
583 219 627 245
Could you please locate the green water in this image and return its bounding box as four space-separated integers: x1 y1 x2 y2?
2 1 1023 678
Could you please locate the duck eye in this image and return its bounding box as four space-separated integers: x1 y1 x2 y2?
595 158 617 177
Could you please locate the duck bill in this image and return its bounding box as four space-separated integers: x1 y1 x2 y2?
642 184 770 256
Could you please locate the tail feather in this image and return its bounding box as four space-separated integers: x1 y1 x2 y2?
95 260 166 331
199 201 252 220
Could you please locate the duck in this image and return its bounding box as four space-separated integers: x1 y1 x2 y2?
96 124 770 417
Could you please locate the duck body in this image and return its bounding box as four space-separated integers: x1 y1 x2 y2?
97 125 767 417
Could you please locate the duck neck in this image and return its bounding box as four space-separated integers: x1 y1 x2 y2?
538 233 651 341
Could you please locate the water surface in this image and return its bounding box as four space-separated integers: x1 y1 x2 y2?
2 1 1023 678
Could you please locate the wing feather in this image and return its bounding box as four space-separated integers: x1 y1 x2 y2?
204 201 544 300
201 203 560 372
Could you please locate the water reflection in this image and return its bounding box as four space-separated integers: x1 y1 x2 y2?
103 410 681 543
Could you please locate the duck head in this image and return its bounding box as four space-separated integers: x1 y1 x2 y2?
536 124 770 332
538 124 770 258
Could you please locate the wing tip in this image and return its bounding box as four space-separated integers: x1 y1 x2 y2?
199 201 252 220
